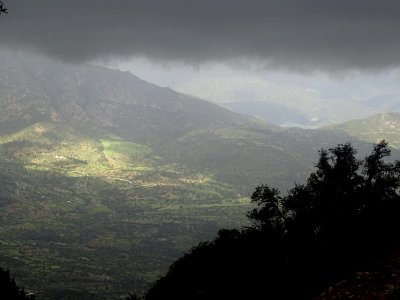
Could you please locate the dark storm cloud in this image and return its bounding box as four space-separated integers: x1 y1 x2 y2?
1 0 400 71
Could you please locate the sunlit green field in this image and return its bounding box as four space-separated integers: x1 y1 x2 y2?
0 122 251 299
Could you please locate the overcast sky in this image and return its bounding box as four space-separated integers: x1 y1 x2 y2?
0 0 399 118
1 0 399 71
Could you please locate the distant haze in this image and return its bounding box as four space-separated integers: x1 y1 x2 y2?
106 59 400 127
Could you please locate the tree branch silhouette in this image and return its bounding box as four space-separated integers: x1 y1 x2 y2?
0 1 8 15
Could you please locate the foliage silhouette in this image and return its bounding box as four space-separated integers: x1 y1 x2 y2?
0 267 35 299
0 1 7 15
143 141 400 300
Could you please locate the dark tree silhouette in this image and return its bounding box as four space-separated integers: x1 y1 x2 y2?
0 1 7 15
247 185 287 233
143 141 400 300
0 267 35 299
125 292 141 300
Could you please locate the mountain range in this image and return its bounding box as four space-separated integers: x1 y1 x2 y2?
176 73 400 128
0 48 400 299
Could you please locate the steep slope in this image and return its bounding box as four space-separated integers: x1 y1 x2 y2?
0 49 252 146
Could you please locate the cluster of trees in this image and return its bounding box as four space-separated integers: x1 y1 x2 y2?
142 141 400 299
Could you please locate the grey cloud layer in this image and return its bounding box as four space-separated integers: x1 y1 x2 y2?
1 0 399 70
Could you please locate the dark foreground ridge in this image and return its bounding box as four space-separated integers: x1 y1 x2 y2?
140 141 400 300
313 249 400 299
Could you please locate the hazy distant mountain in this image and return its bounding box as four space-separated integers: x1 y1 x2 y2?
324 111 400 148
176 72 400 128
224 99 380 128
224 99 400 128
224 101 310 127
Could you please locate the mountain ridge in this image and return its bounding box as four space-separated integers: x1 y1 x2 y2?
324 111 400 149
0 49 257 146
